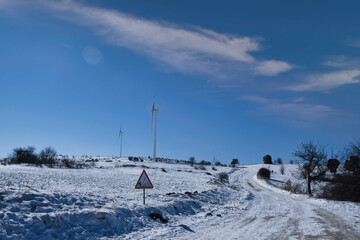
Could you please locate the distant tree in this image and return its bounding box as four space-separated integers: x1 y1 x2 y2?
321 142 360 202
214 161 221 166
200 160 211 165
231 158 239 167
344 156 360 173
39 147 57 167
289 160 294 164
263 154 272 164
327 158 340 175
189 156 195 166
276 158 282 164
10 146 38 164
293 140 327 196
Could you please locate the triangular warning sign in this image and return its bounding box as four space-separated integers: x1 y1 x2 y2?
135 170 154 189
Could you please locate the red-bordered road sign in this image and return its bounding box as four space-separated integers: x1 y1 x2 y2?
135 170 154 189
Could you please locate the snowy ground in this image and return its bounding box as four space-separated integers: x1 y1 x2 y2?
0 158 359 239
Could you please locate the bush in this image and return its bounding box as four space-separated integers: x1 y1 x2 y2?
39 147 57 167
320 178 360 202
257 168 270 180
276 158 282 164
327 158 340 175
10 146 39 164
321 149 360 202
218 172 229 183
199 165 206 171
280 165 285 175
61 158 77 168
231 159 239 167
214 161 221 166
189 157 195 166
200 160 211 165
283 180 304 194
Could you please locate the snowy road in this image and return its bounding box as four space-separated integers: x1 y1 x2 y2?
240 172 360 240
133 166 360 240
1 162 359 239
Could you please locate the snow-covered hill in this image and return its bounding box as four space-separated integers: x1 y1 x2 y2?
0 158 359 239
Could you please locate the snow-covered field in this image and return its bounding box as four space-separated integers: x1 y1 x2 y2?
0 158 359 239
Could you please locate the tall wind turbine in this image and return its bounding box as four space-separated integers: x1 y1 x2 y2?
152 103 159 161
119 124 124 158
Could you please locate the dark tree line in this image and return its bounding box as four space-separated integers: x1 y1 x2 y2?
293 140 360 202
3 146 90 169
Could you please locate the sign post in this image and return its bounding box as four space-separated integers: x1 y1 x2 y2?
135 170 153 205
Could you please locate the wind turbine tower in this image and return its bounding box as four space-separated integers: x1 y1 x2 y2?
119 125 124 158
152 103 159 161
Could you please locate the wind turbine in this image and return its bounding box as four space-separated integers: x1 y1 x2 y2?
152 103 159 161
119 124 124 158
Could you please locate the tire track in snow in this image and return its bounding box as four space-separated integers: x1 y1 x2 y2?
246 170 360 240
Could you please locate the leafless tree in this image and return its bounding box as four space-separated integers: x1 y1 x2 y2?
293 140 327 196
39 147 57 167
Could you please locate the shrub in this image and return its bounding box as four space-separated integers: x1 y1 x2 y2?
189 157 195 166
280 165 285 175
61 158 77 168
39 147 57 167
283 180 304 194
214 161 221 166
231 159 239 167
263 155 272 164
257 168 270 180
344 156 360 172
10 146 38 164
327 158 340 175
199 165 206 171
218 172 229 183
200 160 211 165
276 158 282 164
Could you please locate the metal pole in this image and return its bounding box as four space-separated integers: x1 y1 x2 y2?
153 111 157 162
143 189 145 205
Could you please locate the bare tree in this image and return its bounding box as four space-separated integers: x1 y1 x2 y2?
293 140 327 196
189 156 195 166
39 147 57 167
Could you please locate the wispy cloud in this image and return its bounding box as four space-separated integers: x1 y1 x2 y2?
242 95 334 121
1 0 293 80
286 69 360 92
346 37 360 48
255 60 293 76
322 55 360 69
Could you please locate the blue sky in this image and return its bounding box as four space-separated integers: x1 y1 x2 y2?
0 0 359 164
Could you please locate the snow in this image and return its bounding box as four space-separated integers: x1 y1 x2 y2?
0 158 359 239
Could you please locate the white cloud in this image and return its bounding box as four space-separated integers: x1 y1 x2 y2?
242 95 334 121
287 69 360 92
255 60 294 76
2 0 293 80
322 55 360 69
